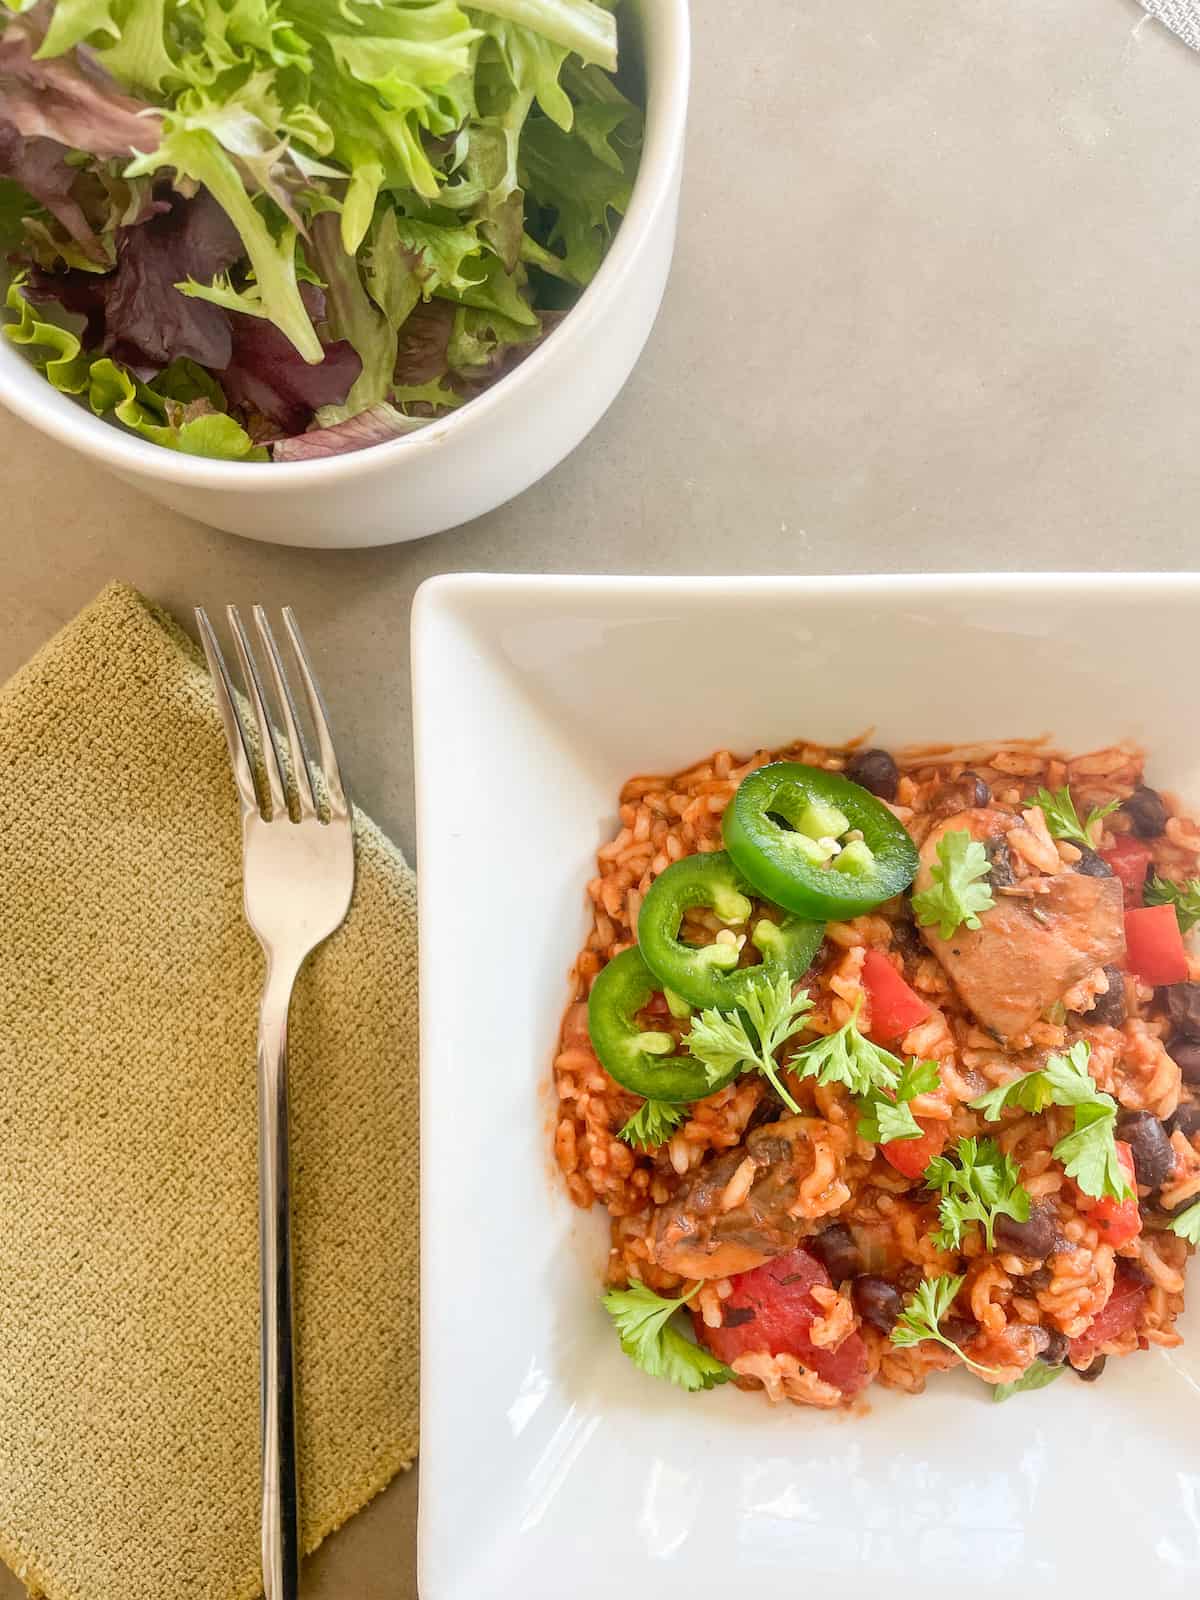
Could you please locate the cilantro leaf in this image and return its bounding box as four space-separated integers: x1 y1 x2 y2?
992 1359 1065 1402
602 1281 734 1392
1032 786 1120 848
912 830 996 940
971 1041 1130 1202
1169 1201 1200 1246
970 1070 1055 1122
890 1273 1000 1376
1052 1100 1129 1201
618 1100 685 1151
926 1136 1031 1251
787 997 906 1102
856 1058 941 1144
685 970 813 1114
1145 873 1200 934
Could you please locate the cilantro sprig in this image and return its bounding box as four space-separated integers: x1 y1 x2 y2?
602 1280 734 1391
856 1059 941 1144
1032 785 1120 848
618 1100 685 1151
992 1359 1065 1402
912 829 996 940
970 1041 1131 1202
1145 873 1200 934
889 1274 1000 1377
786 995 907 1101
925 1136 1031 1251
1169 1201 1200 1246
685 970 814 1114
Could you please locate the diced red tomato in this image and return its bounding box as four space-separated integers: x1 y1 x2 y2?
695 1246 870 1396
881 1117 947 1178
1124 903 1189 986
1068 1266 1148 1365
1101 836 1154 907
861 949 931 1041
1075 1140 1142 1247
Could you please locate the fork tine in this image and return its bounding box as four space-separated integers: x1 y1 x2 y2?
196 607 260 816
253 606 317 820
281 608 349 820
227 605 288 820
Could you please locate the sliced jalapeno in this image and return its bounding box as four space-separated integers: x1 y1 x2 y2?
587 946 734 1103
637 850 824 1010
723 761 918 919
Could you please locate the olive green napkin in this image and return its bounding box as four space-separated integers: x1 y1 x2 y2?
0 584 418 1600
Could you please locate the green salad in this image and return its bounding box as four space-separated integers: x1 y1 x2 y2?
0 0 642 460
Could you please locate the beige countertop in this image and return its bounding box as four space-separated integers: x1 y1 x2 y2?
3 0 1200 1593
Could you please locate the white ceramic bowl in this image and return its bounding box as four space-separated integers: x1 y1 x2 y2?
412 572 1200 1600
0 2 688 548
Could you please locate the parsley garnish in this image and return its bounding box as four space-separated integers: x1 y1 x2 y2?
1145 873 1200 933
1032 785 1120 848
602 1280 734 1391
856 1058 941 1144
911 830 996 940
992 1359 1065 1402
685 970 813 1114
925 1136 1031 1251
889 1274 1000 1376
618 1100 685 1150
970 1041 1131 1202
786 995 905 1101
1168 1201 1200 1246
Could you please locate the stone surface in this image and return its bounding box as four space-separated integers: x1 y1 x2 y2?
3 0 1200 1592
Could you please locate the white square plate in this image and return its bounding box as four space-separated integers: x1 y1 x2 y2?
412 574 1200 1600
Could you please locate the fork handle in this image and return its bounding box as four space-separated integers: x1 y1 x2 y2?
258 962 301 1600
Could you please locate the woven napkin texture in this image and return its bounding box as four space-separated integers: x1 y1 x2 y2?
1138 0 1200 50
0 584 418 1600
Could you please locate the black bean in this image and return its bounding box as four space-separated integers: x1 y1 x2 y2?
851 1275 903 1334
1038 1329 1070 1367
1074 846 1114 879
942 1314 977 1350
809 1223 862 1283
1167 985 1200 1036
745 1092 785 1133
1122 786 1168 839
1025 1266 1053 1292
986 836 1017 890
845 748 899 802
930 772 992 819
1167 1035 1200 1086
1076 964 1126 1027
1117 1110 1176 1191
993 1205 1056 1260
1075 1355 1107 1382
1167 1102 1200 1141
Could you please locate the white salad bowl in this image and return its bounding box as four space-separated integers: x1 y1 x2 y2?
412 572 1200 1600
0 0 688 548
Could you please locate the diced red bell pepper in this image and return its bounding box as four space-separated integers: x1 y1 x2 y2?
1068 1266 1148 1365
861 949 931 1041
1124 903 1189 986
696 1246 870 1396
1101 835 1154 907
881 1116 947 1178
1075 1140 1141 1247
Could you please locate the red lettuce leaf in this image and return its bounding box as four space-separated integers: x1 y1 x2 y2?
0 11 161 159
220 284 362 434
0 124 103 259
26 188 243 374
272 402 425 461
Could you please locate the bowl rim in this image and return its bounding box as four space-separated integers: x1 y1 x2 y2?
0 0 690 491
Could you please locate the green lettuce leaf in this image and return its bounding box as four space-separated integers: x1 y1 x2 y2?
3 281 266 459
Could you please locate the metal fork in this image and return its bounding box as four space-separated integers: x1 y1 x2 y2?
196 606 355 1600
